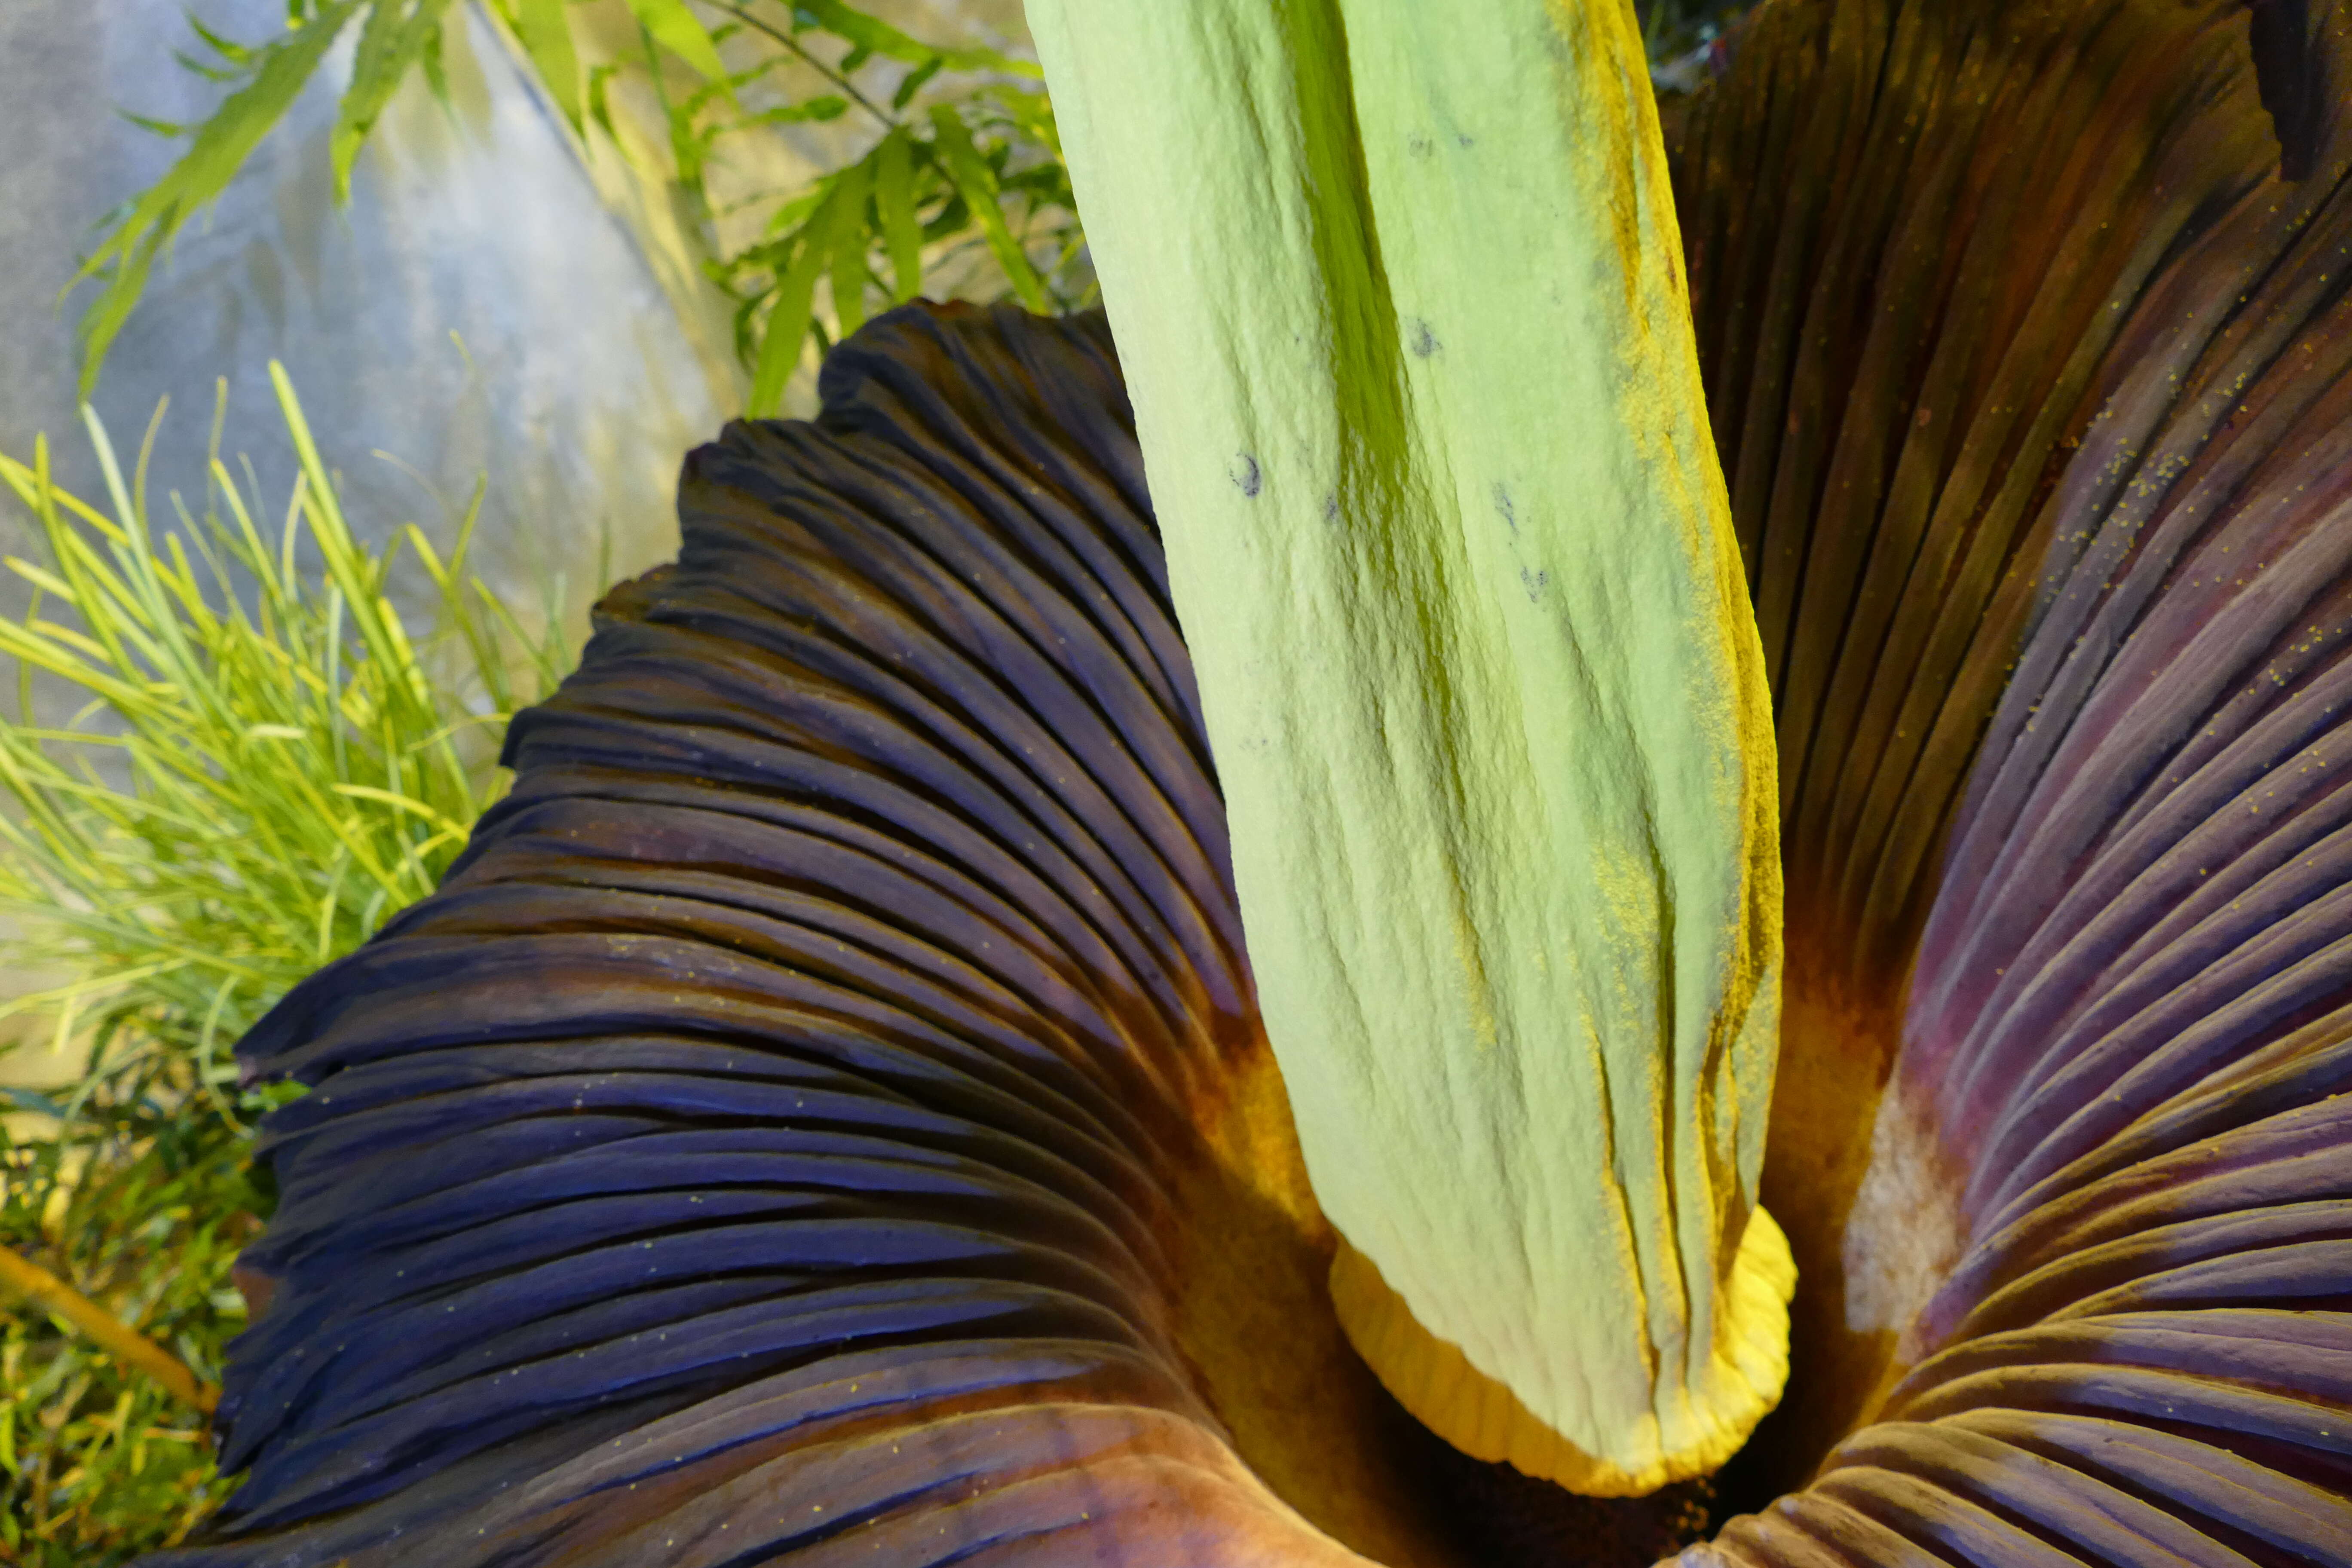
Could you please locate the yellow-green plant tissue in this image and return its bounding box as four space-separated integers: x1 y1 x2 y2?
1028 0 1793 1494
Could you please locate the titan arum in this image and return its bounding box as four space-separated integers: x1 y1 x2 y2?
128 0 2352 1559
1028 0 1792 1494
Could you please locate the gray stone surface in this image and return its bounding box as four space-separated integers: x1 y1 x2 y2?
0 0 727 641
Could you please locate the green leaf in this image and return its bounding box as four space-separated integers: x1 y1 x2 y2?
873 127 922 302
826 157 875 340
621 0 730 85
917 189 969 243
746 186 841 418
925 104 1047 312
792 0 1041 78
332 0 460 204
735 95 849 131
115 110 190 140
759 182 832 240
181 7 261 67
983 81 1062 153
683 53 771 117
67 4 364 404
585 60 622 144
1 1088 64 1118
170 49 247 84
512 0 582 133
891 54 943 110
417 18 452 108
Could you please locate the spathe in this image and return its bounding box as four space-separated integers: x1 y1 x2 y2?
1672 0 2352 1551
153 304 1474 1567
138 0 2352 1560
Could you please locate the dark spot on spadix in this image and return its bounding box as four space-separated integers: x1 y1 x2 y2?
1232 452 1262 496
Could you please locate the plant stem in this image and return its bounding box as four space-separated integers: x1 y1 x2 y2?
0 1246 217 1414
703 1 897 130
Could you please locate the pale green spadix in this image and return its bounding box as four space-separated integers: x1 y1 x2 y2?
1026 0 1791 1495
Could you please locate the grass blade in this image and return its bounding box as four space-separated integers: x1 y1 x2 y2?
873 126 922 301
623 0 729 83
746 181 842 417
333 0 461 202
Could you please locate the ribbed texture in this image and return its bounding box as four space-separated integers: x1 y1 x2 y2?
142 0 2352 1553
142 304 1362 1568
1669 0 2352 1561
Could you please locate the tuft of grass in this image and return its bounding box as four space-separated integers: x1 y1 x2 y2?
0 365 575 1564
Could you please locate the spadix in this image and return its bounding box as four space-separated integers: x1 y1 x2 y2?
1028 0 1791 1494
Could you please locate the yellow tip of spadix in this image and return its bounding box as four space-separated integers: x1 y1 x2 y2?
1328 1210 1796 1498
